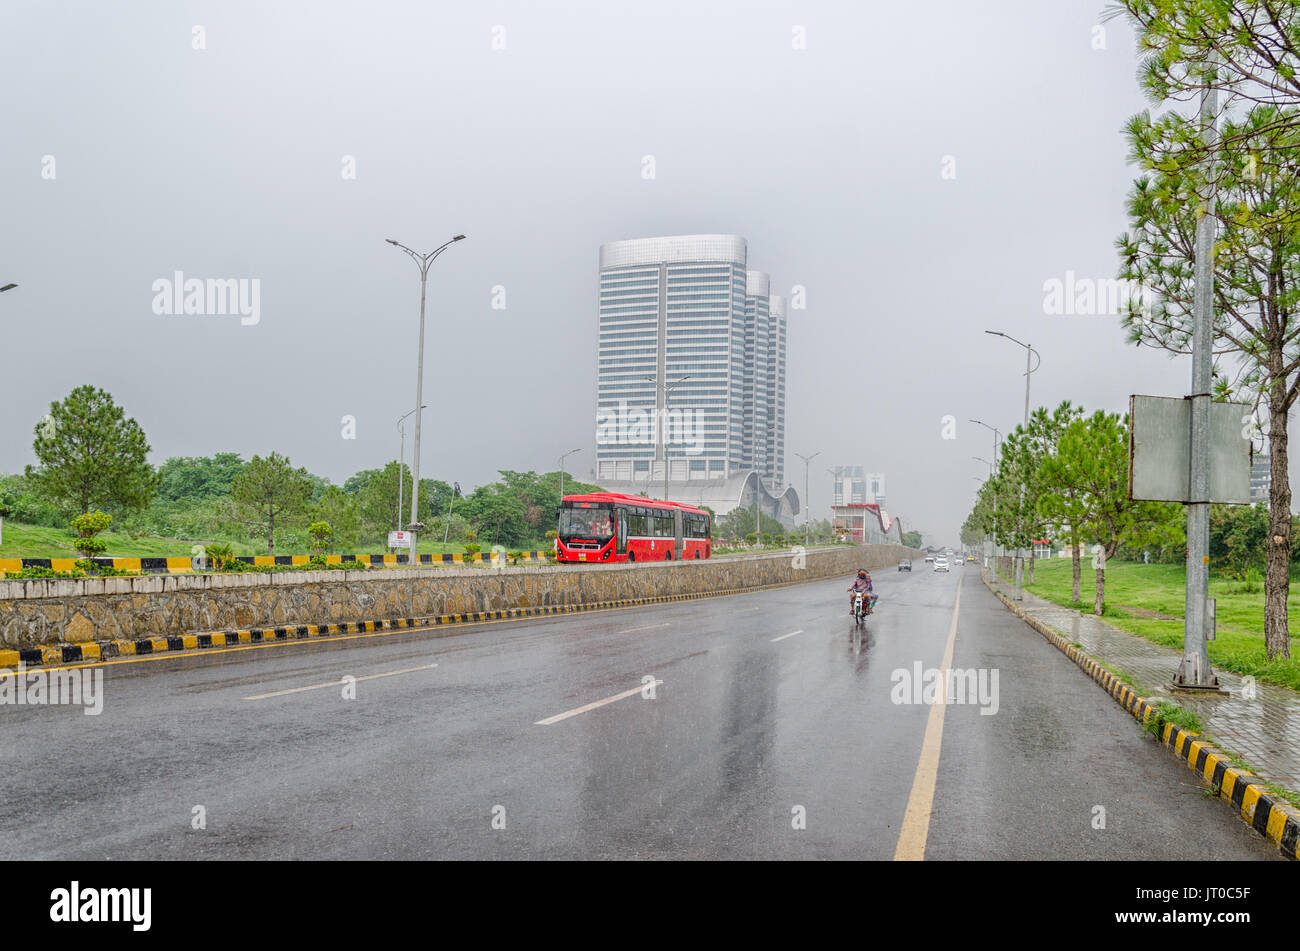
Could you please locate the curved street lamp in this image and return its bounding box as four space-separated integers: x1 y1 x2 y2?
387 234 466 558
558 447 582 501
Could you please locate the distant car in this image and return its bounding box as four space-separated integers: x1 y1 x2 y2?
934 558 950 572
898 559 912 572
924 555 935 564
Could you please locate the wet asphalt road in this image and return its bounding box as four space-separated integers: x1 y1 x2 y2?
1 565 1281 860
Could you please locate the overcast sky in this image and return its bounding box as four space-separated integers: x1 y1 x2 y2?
2 0 1248 543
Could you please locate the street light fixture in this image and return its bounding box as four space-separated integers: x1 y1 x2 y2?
396 405 427 553
984 330 1041 426
0 284 16 293
642 374 691 500
558 447 582 501
387 234 466 559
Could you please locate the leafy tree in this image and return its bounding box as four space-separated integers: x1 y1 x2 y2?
156 453 246 502
1118 104 1300 659
229 452 313 556
1044 411 1182 615
1114 1 1300 161
419 479 456 524
354 461 412 541
1038 456 1093 604
902 530 923 549
27 385 159 515
716 507 782 541
0 473 70 527
1209 503 1270 578
308 485 358 553
996 402 1083 584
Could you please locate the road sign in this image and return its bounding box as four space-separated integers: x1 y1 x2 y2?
1129 395 1252 504
388 531 411 549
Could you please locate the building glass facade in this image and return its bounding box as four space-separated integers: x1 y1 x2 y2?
595 235 785 489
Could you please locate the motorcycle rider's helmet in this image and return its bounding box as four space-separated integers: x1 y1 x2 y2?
857 569 867 578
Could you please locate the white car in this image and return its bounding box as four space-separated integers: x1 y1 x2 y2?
924 555 936 564
933 558 950 572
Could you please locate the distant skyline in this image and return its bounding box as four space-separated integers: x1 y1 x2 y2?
2 0 1281 545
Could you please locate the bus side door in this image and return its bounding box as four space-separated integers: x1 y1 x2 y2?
616 506 627 555
674 509 683 560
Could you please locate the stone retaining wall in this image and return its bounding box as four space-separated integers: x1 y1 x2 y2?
0 545 919 648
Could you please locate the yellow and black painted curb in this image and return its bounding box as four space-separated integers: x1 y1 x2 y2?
0 580 823 674
0 551 552 576
982 572 1300 861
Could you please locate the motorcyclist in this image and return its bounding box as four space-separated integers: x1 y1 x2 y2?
848 569 875 616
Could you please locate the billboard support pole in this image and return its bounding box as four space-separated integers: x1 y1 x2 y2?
1174 74 1221 691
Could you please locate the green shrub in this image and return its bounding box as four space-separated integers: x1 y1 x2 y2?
71 510 113 560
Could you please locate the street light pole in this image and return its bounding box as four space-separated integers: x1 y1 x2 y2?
396 405 426 555
985 331 1041 599
643 374 691 500
387 234 466 561
1175 70 1221 691
558 448 581 501
443 481 461 545
970 418 1002 577
795 451 820 547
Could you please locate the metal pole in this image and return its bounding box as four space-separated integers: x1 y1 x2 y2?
1175 76 1220 690
663 407 669 501
443 481 459 545
388 235 465 563
644 375 688 500
409 266 428 559
795 451 820 547
558 448 580 503
395 405 425 557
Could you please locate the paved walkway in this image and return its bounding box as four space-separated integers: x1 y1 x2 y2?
986 569 1300 793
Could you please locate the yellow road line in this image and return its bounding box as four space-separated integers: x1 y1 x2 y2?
894 577 963 861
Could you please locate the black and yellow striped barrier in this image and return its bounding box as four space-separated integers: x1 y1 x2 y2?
0 582 798 674
0 551 552 576
984 574 1300 861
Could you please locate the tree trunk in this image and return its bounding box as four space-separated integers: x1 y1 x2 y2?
268 510 275 558
1265 393 1292 660
1094 564 1105 616
1071 531 1081 603
1028 548 1035 584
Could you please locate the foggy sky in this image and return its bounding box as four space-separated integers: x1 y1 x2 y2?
1 0 1244 543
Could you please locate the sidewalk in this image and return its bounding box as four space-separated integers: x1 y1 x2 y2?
985 569 1300 794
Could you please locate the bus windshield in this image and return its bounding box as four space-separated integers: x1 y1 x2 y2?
559 503 615 540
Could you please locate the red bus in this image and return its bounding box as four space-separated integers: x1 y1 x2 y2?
556 492 712 563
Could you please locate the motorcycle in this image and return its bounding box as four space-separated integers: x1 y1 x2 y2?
852 590 869 627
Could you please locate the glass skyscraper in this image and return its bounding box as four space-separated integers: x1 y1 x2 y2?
594 234 786 490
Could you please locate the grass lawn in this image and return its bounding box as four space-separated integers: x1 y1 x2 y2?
0 522 264 559
0 521 551 561
1025 558 1300 692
